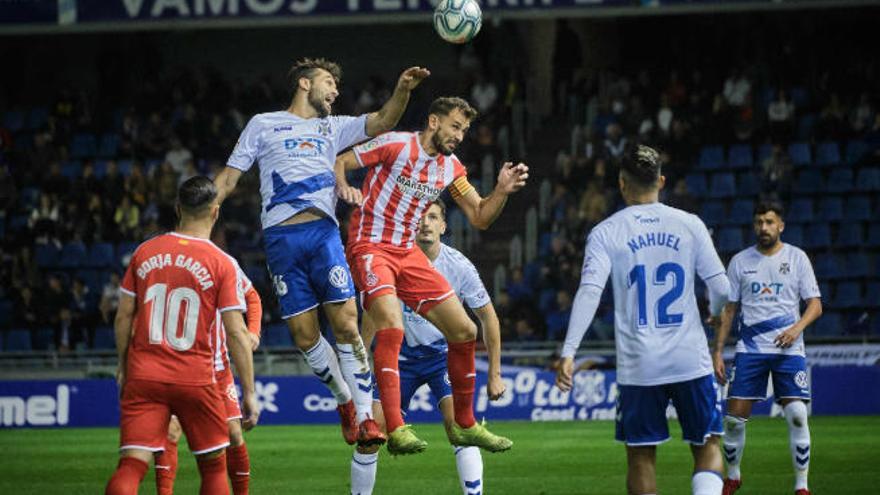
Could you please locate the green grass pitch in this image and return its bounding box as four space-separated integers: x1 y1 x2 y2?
1 417 878 493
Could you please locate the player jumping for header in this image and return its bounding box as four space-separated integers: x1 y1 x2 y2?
214 58 429 447
335 96 527 455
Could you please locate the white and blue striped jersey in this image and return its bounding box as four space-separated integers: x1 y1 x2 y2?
226 111 368 229
577 203 726 386
727 244 820 357
399 244 490 362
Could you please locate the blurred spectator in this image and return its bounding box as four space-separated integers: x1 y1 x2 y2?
506 268 534 304
165 137 193 175
69 278 95 349
723 69 751 108
577 180 608 228
99 272 121 324
768 90 795 143
13 286 40 330
28 193 60 244
545 290 573 341
666 178 698 214
761 144 792 199
114 195 140 240
43 275 71 350
471 73 499 115
514 318 540 342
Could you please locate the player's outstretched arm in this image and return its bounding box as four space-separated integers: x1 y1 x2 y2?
334 151 363 206
455 162 529 230
214 166 243 205
712 302 738 384
224 310 259 430
244 287 263 351
556 284 602 392
473 303 506 400
365 66 430 137
113 293 136 391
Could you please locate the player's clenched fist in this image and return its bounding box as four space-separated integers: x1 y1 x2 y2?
555 356 574 392
496 162 529 194
242 393 260 431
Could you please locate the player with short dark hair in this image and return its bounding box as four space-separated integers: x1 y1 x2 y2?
105 176 258 495
214 57 430 447
335 96 527 454
557 145 730 495
713 201 822 495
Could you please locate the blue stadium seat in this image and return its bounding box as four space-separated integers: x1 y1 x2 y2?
97 133 120 158
685 174 708 198
20 187 40 209
727 144 753 169
699 201 726 227
70 133 97 159
802 224 831 249
264 323 292 348
539 288 557 313
793 170 822 194
2 110 24 132
818 282 832 302
717 228 744 254
737 172 760 197
867 283 880 308
76 269 103 295
726 199 754 226
93 326 116 350
14 132 33 152
790 87 809 108
698 146 725 170
787 198 815 224
796 114 817 140
0 299 12 330
816 197 844 222
88 242 115 268
58 242 88 269
117 159 134 177
708 173 736 198
60 160 82 179
4 329 32 352
783 225 804 246
867 223 880 248
846 140 869 165
843 253 870 278
7 214 29 233
814 254 841 280
32 327 54 351
832 282 862 309
34 244 60 268
856 168 880 192
93 160 108 178
788 142 812 167
812 312 842 337
815 141 841 167
827 168 854 193
27 107 49 130
116 242 139 267
837 223 864 248
846 196 872 222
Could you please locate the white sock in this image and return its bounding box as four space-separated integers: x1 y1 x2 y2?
454 446 483 495
304 336 351 404
722 415 747 480
692 470 723 495
784 401 810 491
338 341 374 423
350 451 378 495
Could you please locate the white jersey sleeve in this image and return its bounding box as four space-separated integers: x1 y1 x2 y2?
456 256 490 309
797 250 821 300
727 254 742 303
329 115 369 151
227 116 263 172
579 226 613 291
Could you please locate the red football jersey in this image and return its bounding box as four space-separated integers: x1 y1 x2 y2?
120 232 245 386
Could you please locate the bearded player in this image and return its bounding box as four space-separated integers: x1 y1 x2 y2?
335 96 527 454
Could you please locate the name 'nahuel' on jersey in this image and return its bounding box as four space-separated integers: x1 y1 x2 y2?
399 244 489 361
579 203 726 386
727 244 821 356
226 111 368 229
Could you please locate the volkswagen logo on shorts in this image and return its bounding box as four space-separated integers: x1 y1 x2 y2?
329 266 349 289
794 371 808 389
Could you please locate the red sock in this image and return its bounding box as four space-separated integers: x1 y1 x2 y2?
197 453 229 495
154 440 178 495
105 456 148 495
227 443 250 495
447 340 477 428
373 328 405 433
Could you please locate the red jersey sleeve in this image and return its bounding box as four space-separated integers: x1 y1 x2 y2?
217 257 246 313
448 158 475 200
244 287 262 337
353 132 406 168
120 249 138 297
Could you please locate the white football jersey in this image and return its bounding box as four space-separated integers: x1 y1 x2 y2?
226 111 368 229
727 243 820 357
400 244 490 361
578 203 726 386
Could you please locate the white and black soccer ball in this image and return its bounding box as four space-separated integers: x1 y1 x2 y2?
433 0 482 45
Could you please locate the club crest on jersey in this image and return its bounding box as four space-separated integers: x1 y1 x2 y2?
366 272 379 287
328 266 349 289
780 263 791 274
794 371 808 389
316 120 332 137
283 137 326 158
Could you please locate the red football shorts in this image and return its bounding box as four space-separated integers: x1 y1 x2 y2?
216 368 242 421
348 242 454 315
119 379 229 455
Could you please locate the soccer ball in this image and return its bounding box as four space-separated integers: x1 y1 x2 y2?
433 0 482 44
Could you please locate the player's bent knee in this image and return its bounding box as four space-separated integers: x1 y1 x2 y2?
119 448 153 464
195 448 225 461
